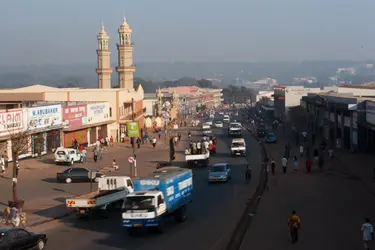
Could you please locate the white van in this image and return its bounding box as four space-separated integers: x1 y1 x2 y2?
55 148 83 165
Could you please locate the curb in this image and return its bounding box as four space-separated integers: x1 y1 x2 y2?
27 211 74 228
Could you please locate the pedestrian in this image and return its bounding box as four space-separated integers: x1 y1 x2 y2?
81 148 87 163
192 141 197 154
15 161 20 178
245 165 252 181
105 136 110 149
110 135 114 147
318 154 324 172
140 128 144 144
185 148 190 155
93 148 98 162
293 156 298 172
313 148 319 167
174 136 178 145
270 158 276 176
299 145 304 157
0 155 5 174
112 159 119 170
10 206 20 227
361 218 374 250
306 158 312 173
158 130 161 140
203 140 209 151
288 210 301 244
136 137 141 149
328 148 333 160
152 137 157 149
178 132 181 142
282 156 288 174
121 132 125 143
99 145 103 160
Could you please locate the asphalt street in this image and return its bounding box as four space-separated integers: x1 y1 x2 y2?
32 123 261 250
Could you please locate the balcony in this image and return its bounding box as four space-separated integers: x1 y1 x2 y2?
120 109 144 121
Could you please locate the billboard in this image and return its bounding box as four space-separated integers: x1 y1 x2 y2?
63 104 87 128
0 109 24 136
87 103 110 124
27 104 62 130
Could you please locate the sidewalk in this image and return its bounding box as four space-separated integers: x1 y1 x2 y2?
0 129 187 228
240 121 375 250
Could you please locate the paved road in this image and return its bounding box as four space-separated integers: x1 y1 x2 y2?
31 125 261 250
240 120 375 250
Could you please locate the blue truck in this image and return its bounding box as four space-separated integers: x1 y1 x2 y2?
121 167 193 235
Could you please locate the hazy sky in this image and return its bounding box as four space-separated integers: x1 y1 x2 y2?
1 0 375 65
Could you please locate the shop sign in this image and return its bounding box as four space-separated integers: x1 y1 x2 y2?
63 104 87 128
27 104 62 130
344 116 351 127
87 103 110 124
352 112 358 129
0 109 24 136
126 122 140 137
366 101 375 126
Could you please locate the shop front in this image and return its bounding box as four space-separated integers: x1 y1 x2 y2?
26 104 63 156
62 104 88 147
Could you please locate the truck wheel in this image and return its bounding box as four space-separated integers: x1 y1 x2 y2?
174 205 187 223
65 178 72 184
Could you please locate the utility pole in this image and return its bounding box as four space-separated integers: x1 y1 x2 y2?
131 98 137 178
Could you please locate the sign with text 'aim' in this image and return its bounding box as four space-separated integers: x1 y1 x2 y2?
126 122 140 137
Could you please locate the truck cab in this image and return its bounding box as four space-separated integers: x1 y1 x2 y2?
122 167 193 235
231 138 246 156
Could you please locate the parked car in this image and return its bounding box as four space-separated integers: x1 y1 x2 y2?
208 163 231 183
265 133 277 143
214 121 223 128
0 228 47 250
54 148 82 165
56 167 104 184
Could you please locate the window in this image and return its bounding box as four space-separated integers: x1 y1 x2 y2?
127 179 133 189
72 168 88 174
157 195 164 206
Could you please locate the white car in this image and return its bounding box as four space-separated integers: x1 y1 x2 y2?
55 148 83 165
206 120 213 126
214 121 223 128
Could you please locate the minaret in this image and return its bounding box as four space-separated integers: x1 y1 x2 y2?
96 23 112 89
116 16 136 89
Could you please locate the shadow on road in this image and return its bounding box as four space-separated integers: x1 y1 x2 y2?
42 178 58 183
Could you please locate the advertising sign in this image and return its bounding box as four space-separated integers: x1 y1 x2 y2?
87 103 110 124
366 101 375 126
0 109 24 136
63 104 87 128
126 121 140 137
27 104 62 130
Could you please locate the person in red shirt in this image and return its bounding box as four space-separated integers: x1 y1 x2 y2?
78 144 84 152
306 158 312 173
109 136 114 147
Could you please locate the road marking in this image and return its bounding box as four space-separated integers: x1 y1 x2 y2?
209 234 226 250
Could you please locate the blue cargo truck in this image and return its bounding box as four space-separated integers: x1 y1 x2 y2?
121 167 193 235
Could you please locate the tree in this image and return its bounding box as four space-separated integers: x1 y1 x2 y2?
197 79 213 88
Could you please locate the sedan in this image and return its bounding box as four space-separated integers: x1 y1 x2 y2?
265 133 277 143
208 163 231 183
214 121 223 128
56 167 104 184
0 228 47 250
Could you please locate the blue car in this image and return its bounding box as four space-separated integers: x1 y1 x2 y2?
208 163 231 183
265 133 277 143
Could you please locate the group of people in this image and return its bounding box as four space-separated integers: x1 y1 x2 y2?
185 138 212 155
2 206 27 228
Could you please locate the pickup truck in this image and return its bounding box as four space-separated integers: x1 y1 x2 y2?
66 176 134 218
231 138 246 156
55 147 82 165
122 167 193 235
228 122 243 137
185 151 210 167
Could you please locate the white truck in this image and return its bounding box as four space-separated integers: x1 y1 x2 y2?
231 138 246 156
223 115 230 123
55 147 82 165
185 151 210 167
228 122 243 137
66 176 134 218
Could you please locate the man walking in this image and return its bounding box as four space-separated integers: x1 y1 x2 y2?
270 158 276 176
288 210 301 244
282 156 288 174
361 218 373 250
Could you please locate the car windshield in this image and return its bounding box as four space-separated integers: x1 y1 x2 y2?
216 122 222 124
230 124 241 128
56 151 66 155
232 142 244 147
212 165 226 172
123 196 155 210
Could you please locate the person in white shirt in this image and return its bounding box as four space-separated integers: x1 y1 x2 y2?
196 141 202 154
281 156 288 174
299 145 304 156
328 148 334 160
203 140 209 150
209 140 213 145
361 218 374 250
185 148 190 155
152 138 157 149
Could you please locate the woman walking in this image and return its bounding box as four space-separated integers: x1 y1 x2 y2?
293 156 299 172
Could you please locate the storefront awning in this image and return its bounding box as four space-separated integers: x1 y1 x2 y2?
62 120 116 132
